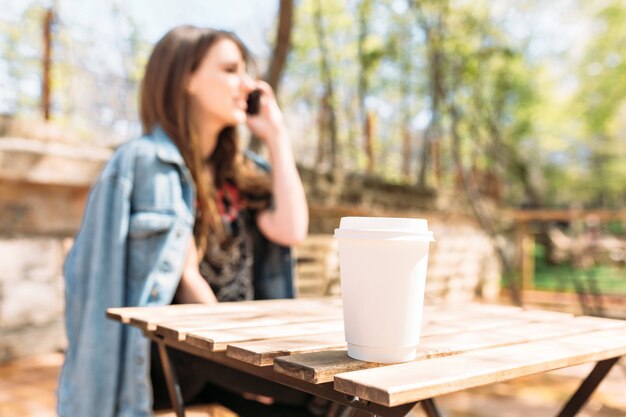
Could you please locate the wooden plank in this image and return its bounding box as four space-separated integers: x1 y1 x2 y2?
511 209 626 222
439 309 573 333
220 304 573 378
107 300 526 328
427 303 524 319
273 334 507 384
432 316 538 334
156 309 342 341
132 310 258 332
515 309 573 321
185 320 345 352
226 317 507 369
108 297 339 319
420 304 570 325
111 298 323 322
228 314 533 368
494 315 626 338
107 304 218 324
417 322 460 336
124 298 342 331
227 331 347 366
275 350 379 384
272 316 620 384
334 326 626 407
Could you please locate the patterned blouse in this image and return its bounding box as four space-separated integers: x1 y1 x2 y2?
198 182 256 301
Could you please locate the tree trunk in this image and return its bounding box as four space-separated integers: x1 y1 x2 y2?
398 13 413 183
42 7 54 121
412 3 447 189
402 124 412 180
249 0 294 153
449 100 522 306
357 0 375 174
313 0 339 173
317 91 330 166
364 112 375 174
264 0 294 93
485 118 542 207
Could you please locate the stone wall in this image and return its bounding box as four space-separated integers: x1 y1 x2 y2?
0 138 501 363
299 167 501 303
0 138 111 362
302 207 501 303
425 219 501 302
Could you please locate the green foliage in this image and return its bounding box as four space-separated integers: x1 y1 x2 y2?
0 2 47 114
284 0 625 209
568 0 626 207
534 244 626 294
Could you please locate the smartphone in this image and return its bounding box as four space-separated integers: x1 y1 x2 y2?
246 89 261 115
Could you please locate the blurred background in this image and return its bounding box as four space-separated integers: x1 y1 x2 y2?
0 0 625 416
2 0 626 200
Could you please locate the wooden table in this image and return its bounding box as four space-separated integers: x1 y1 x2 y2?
107 298 626 417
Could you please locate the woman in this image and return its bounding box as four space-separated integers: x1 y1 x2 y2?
58 26 308 417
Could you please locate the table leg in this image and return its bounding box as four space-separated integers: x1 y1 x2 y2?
157 340 186 417
325 401 416 417
337 407 387 417
556 356 620 417
420 398 443 417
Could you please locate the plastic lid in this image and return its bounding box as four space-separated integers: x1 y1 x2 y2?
334 217 434 241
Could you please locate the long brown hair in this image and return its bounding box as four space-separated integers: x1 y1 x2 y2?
140 25 271 254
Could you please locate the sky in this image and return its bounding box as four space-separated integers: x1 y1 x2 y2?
0 0 281 126
0 0 279 57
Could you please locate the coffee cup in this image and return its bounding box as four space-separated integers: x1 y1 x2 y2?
334 217 435 363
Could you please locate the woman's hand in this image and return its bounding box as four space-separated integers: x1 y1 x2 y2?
245 80 287 146
248 82 309 246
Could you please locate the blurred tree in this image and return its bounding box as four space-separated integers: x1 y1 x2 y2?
312 0 340 174
288 0 361 172
356 0 384 174
573 0 626 208
249 0 294 152
0 2 48 116
409 0 449 189
265 0 295 94
42 5 54 120
0 1 150 142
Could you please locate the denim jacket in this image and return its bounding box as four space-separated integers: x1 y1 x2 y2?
58 127 294 417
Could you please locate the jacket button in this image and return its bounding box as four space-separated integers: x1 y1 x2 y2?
151 287 159 299
136 355 144 366
160 261 172 272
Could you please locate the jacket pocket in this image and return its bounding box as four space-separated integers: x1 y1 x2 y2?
127 211 176 287
129 211 175 239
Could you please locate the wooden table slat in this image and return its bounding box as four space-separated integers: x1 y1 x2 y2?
225 313 590 369
421 304 523 323
124 298 342 331
185 319 345 351
156 309 343 341
227 331 347 366
333 325 626 406
272 316 624 384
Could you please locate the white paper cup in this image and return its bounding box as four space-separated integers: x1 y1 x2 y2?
334 217 435 363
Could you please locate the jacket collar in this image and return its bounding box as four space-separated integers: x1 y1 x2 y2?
151 126 185 167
